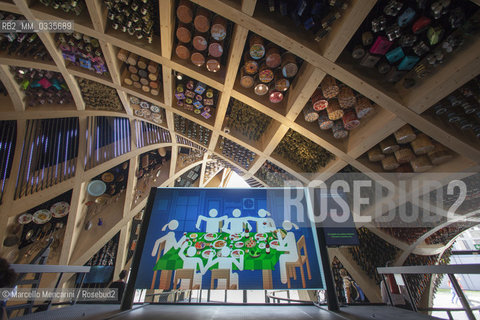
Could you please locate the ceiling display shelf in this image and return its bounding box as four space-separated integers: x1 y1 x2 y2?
217 136 257 170
5 189 72 265
83 161 129 231
363 124 455 173
85 116 131 170
344 0 479 89
104 0 160 45
84 233 119 283
133 148 171 208
175 134 207 152
203 158 224 184
174 0 233 76
10 66 73 108
273 128 335 173
55 31 110 79
77 77 123 112
255 0 349 45
0 120 16 204
174 113 211 147
254 160 297 187
422 75 480 147
174 73 218 125
29 0 93 32
129 95 165 126
176 145 204 173
134 119 171 149
0 11 52 62
223 98 274 150
15 117 79 200
175 163 201 187
402 253 439 307
117 48 163 99
235 32 304 115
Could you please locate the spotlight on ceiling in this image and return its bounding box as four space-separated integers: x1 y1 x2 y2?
176 72 183 80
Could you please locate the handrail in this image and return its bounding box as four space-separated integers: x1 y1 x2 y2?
377 264 480 320
10 264 91 274
377 264 480 275
266 290 314 304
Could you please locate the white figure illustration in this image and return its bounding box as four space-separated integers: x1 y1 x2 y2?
151 220 186 257
195 208 227 233
176 243 212 289
222 209 252 234
254 209 276 233
212 246 244 289
276 221 299 284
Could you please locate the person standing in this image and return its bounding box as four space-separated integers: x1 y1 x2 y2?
108 270 127 303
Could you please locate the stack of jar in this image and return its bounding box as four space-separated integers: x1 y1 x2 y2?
239 33 300 104
429 76 480 139
118 49 161 96
275 129 335 172
367 124 453 173
130 96 164 124
225 99 272 141
174 114 211 146
105 0 158 43
349 0 478 86
204 159 224 182
55 32 108 76
174 77 216 119
0 12 50 61
175 0 229 73
219 137 256 169
255 161 296 187
10 67 73 107
303 76 377 139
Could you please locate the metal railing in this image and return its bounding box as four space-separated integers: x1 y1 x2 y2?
6 264 91 316
377 264 480 320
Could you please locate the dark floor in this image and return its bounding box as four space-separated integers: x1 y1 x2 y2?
11 304 442 320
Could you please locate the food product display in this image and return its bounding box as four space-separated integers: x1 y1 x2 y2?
118 49 162 96
174 76 217 119
427 76 480 141
78 78 123 111
105 0 159 43
174 164 202 187
274 129 335 172
55 32 108 76
86 234 119 267
39 0 85 16
239 33 303 104
258 0 350 42
348 227 399 285
403 254 439 307
0 12 51 61
348 0 479 86
304 77 377 140
225 99 272 141
174 114 211 146
367 126 453 172
130 95 165 125
219 137 256 170
10 67 73 107
255 161 297 187
175 1 232 73
135 120 172 148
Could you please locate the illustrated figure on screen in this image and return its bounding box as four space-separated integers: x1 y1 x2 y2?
195 208 227 233
210 246 244 289
222 209 252 234
254 209 276 233
175 243 213 289
151 220 186 257
275 221 299 284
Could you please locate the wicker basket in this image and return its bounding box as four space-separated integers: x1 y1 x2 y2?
326 99 344 120
321 75 339 99
338 86 356 109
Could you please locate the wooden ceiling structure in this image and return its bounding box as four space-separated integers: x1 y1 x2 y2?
0 0 479 306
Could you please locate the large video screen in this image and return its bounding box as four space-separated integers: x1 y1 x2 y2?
133 188 325 290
